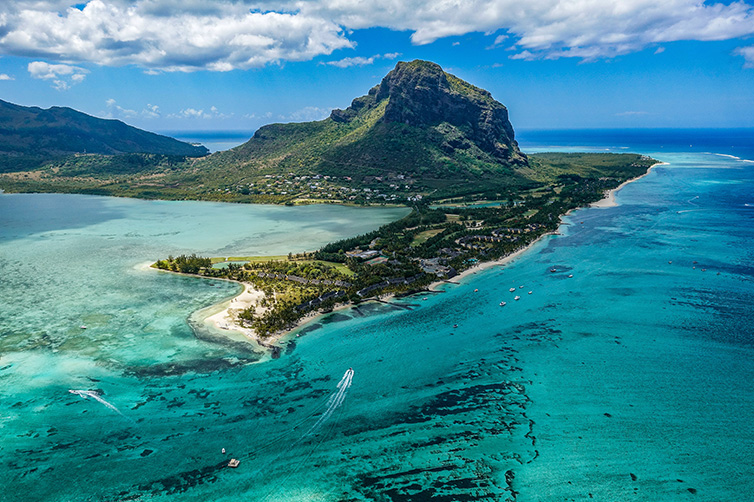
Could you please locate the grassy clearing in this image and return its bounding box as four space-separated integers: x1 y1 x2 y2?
411 228 445 247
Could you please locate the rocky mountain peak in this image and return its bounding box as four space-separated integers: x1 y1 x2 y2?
330 60 526 165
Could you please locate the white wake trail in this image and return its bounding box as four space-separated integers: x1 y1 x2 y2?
303 368 353 437
69 389 126 418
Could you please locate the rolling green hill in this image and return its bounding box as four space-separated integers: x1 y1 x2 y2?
0 99 208 171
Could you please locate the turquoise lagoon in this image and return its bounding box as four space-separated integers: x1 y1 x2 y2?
1 138 753 501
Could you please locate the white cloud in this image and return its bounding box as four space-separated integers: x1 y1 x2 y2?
323 52 403 68
0 1 753 71
1 1 352 72
0 73 14 80
324 56 375 68
27 61 88 90
734 45 754 68
105 98 161 119
143 103 160 119
170 106 231 119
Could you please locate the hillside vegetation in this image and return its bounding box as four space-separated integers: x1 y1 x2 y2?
0 61 654 207
0 99 208 172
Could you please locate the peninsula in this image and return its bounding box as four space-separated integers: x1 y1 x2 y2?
0 60 657 344
129 60 658 344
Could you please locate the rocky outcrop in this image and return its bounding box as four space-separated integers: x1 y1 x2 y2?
330 60 526 166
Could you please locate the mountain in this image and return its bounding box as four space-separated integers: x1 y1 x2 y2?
0 99 207 170
3 61 652 205
207 60 529 196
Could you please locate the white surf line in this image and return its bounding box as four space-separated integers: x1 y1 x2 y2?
69 389 126 418
302 368 354 438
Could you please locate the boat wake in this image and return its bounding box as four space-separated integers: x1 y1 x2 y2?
69 389 126 418
303 367 354 437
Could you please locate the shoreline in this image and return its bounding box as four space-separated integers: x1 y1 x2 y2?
427 232 557 292
590 161 666 208
182 162 663 351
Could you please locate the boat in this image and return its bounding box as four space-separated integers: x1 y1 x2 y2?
528 291 532 295
499 301 506 306
80 325 87 329
509 287 516 292
453 324 458 328
474 289 478 292
514 296 521 301
550 268 557 273
519 285 524 289
568 274 573 278
228 458 240 468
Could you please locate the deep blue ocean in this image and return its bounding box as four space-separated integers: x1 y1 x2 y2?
1 129 752 501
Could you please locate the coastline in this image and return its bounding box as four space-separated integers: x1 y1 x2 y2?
427 232 556 292
590 161 666 208
185 162 662 351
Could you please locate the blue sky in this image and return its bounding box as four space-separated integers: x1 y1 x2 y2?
0 1 753 135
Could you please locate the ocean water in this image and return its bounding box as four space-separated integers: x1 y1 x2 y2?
1 131 753 501
161 130 252 153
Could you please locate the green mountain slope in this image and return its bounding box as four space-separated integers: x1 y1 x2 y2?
0 61 655 206
0 99 208 171
200 60 530 196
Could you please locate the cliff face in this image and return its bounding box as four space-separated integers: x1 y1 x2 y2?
330 60 526 166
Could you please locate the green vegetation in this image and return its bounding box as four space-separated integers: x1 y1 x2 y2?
155 151 656 339
0 63 659 340
0 60 534 204
0 63 657 211
154 254 212 274
0 98 207 172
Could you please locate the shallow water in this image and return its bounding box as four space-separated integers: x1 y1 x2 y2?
1 144 753 501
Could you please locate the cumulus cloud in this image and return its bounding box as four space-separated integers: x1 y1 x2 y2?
27 61 88 90
1 1 352 72
1 1 754 70
734 45 754 68
0 73 14 80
